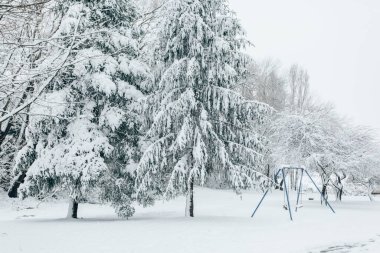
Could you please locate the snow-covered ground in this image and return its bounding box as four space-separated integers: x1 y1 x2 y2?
1 188 379 253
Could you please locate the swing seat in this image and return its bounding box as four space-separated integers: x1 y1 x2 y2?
283 204 288 210
296 204 303 208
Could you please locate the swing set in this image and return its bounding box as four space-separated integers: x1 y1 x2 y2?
251 166 335 221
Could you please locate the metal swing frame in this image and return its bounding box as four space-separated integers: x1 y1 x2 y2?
251 167 335 221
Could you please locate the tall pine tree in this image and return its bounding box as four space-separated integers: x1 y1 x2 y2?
15 0 151 218
136 0 270 217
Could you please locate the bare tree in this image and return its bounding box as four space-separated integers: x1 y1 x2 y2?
237 59 287 111
0 0 77 194
0 0 51 190
287 64 310 113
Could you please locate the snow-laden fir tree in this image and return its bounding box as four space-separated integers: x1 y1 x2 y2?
136 0 271 217
15 0 152 218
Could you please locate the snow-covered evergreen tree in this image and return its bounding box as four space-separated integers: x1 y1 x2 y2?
135 0 271 216
15 0 152 218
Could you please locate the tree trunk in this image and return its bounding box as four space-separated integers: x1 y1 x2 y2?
7 172 26 198
368 183 374 202
337 188 343 201
5 107 30 198
265 164 270 188
335 185 343 202
335 176 343 202
185 178 194 217
321 184 328 205
67 198 79 219
294 170 298 191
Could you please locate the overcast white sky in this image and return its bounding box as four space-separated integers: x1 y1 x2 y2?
229 0 380 136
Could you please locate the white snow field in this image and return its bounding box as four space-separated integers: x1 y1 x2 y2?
1 188 379 253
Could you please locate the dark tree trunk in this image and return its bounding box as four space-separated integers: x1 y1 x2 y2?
274 174 279 189
274 173 284 191
186 177 194 217
7 172 26 198
67 199 79 219
336 188 343 201
321 184 328 205
265 164 270 188
0 117 13 151
72 201 79 219
335 176 343 201
190 179 194 217
335 173 347 201
280 179 284 191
